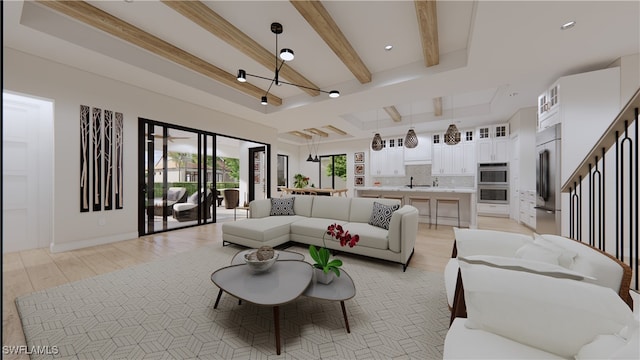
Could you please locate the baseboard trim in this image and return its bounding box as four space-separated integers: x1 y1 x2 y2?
50 232 138 253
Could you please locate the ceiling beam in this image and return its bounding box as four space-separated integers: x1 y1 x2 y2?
304 128 329 137
36 0 283 106
323 125 347 135
433 97 443 116
290 1 372 84
383 106 402 122
163 1 320 97
415 0 440 67
289 131 312 140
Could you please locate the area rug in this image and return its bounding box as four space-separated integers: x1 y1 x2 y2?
16 244 450 359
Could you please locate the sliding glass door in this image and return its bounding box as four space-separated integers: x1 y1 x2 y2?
319 154 347 189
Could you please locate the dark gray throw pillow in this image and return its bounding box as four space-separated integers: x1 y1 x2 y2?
270 197 295 216
368 201 400 230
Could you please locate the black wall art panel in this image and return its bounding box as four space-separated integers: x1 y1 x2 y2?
115 112 124 209
92 108 102 211
104 110 113 211
80 105 123 212
80 105 90 212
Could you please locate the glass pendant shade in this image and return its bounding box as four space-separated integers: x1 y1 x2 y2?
405 128 418 148
444 124 461 145
371 133 383 151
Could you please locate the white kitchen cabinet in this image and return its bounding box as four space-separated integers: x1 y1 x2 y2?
519 190 536 229
369 137 405 176
477 203 510 217
404 133 432 164
537 82 560 131
432 130 475 175
476 124 509 163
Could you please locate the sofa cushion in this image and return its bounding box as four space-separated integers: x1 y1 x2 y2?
341 222 389 250
290 217 347 242
444 258 459 307
515 242 562 265
222 216 302 242
292 195 314 217
368 201 400 230
311 196 351 221
444 318 564 359
458 258 636 358
270 197 295 216
460 255 595 281
453 228 533 258
533 234 578 268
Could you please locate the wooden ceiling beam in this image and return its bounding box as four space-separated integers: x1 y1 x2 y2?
383 106 403 122
289 131 312 140
163 1 320 97
304 128 329 137
415 0 440 67
433 97 443 116
36 0 283 106
323 125 347 135
291 0 372 84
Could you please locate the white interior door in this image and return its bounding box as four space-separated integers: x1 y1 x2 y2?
3 92 53 253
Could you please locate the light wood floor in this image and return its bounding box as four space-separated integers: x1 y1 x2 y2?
2 216 532 358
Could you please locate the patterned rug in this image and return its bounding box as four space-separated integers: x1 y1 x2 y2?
16 244 449 359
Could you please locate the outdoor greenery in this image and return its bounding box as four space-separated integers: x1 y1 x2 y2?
325 154 347 180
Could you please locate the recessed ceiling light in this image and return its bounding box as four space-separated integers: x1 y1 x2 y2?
560 21 576 30
384 45 393 51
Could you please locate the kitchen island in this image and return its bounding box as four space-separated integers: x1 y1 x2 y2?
355 186 477 228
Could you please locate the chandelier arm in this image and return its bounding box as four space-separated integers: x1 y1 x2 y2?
276 80 331 94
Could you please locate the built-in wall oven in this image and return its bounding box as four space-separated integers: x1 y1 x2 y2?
478 163 509 204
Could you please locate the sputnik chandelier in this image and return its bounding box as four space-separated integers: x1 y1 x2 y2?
236 22 340 106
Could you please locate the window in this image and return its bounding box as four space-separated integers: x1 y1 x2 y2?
433 134 440 144
319 154 347 189
277 154 288 189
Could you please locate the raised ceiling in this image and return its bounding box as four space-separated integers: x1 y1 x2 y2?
4 1 639 145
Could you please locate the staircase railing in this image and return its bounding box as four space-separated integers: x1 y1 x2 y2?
562 88 639 290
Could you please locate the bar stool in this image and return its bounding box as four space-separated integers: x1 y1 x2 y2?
409 197 431 228
435 198 460 229
381 195 404 206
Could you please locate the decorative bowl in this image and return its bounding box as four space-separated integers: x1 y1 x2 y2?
244 251 279 273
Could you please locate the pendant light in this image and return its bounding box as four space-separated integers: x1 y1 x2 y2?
405 104 418 148
371 110 383 151
313 136 321 162
305 135 314 162
444 96 461 145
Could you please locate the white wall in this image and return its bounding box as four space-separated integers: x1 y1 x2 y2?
3 48 279 252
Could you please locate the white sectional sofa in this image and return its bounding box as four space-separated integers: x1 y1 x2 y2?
222 195 419 270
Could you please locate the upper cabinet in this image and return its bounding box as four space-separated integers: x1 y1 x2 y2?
537 82 560 131
476 124 509 163
403 133 432 165
370 137 405 176
432 130 476 175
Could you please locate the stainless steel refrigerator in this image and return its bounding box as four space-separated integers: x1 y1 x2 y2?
535 124 562 235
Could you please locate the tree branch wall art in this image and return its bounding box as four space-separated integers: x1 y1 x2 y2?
80 105 124 212
80 105 90 212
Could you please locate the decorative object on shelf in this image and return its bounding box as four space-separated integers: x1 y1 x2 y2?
236 22 340 106
371 110 383 151
445 96 461 145
405 104 419 148
355 176 364 187
309 223 360 284
354 151 364 163
293 173 309 188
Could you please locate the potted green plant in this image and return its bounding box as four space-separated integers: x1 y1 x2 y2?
309 223 359 284
293 173 309 188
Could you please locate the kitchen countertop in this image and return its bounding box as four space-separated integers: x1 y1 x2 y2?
357 186 476 193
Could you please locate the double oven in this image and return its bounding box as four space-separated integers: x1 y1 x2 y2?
477 163 509 204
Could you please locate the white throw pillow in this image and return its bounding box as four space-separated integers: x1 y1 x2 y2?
533 233 578 268
515 242 561 265
458 258 635 358
576 325 639 360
